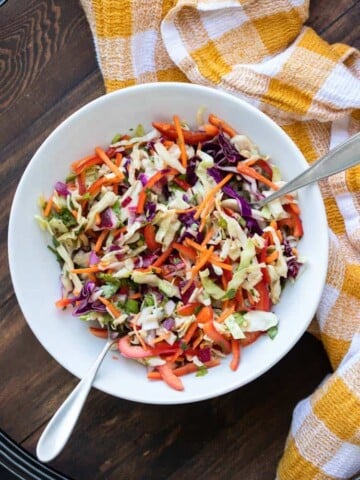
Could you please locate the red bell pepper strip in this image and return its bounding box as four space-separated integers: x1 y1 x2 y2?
177 303 202 316
253 279 272 312
230 339 241 371
158 364 184 391
89 327 108 339
278 204 304 238
143 224 161 251
252 159 273 180
173 177 192 191
152 122 218 145
240 331 263 347
118 336 153 358
202 321 231 354
196 305 214 323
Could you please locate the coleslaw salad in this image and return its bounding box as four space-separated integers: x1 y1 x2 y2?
36 113 303 391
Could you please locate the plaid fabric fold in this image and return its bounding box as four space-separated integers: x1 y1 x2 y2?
80 1 360 477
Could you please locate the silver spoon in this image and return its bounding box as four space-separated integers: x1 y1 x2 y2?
253 132 360 208
36 334 115 463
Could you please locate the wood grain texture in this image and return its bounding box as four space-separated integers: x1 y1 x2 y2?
0 1 358 479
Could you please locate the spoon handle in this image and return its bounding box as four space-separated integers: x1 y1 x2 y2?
257 132 360 207
36 340 113 463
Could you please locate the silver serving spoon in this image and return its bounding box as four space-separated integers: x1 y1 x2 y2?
36 333 116 463
253 132 360 208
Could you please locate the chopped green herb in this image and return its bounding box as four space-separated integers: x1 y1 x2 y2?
125 299 139 314
195 365 208 377
180 342 188 351
100 282 120 299
65 173 77 183
267 326 278 340
111 133 121 144
47 245 63 266
143 294 155 307
222 288 236 300
134 124 145 137
218 217 227 229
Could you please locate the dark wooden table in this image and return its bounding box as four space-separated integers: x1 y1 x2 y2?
0 1 359 479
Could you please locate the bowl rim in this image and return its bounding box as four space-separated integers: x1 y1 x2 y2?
8 82 329 404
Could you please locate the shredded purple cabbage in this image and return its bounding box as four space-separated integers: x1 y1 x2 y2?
283 240 302 278
139 173 148 186
89 250 99 266
162 318 175 331
185 156 199 186
121 196 131 207
179 281 195 304
145 202 157 221
203 133 245 165
198 347 211 362
207 168 261 234
178 210 198 227
55 181 69 197
72 282 107 316
99 207 117 229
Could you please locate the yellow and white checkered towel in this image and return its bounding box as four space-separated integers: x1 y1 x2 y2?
80 1 360 478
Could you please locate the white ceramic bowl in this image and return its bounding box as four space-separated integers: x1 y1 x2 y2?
8 83 328 404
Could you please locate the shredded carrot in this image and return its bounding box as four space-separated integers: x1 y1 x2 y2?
208 113 237 138
201 228 214 247
128 292 142 300
174 207 197 214
43 195 54 217
147 371 162 380
237 163 279 190
289 202 301 215
184 322 198 344
270 220 278 230
182 246 214 293
55 298 73 309
192 333 203 349
169 348 183 363
230 339 241 371
71 266 100 274
136 190 147 215
95 212 101 226
153 334 170 344
265 250 279 264
243 159 257 167
99 296 121 318
276 229 283 242
210 258 233 271
88 273 97 283
194 173 233 220
115 152 122 167
184 239 233 271
134 266 162 274
152 243 174 268
201 124 219 136
221 273 228 291
173 115 187 168
163 140 175 148
94 229 109 253
71 209 78 219
88 176 122 196
95 147 125 180
173 243 197 261
173 359 221 377
216 305 235 323
112 226 127 238
71 154 97 171
132 323 147 350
